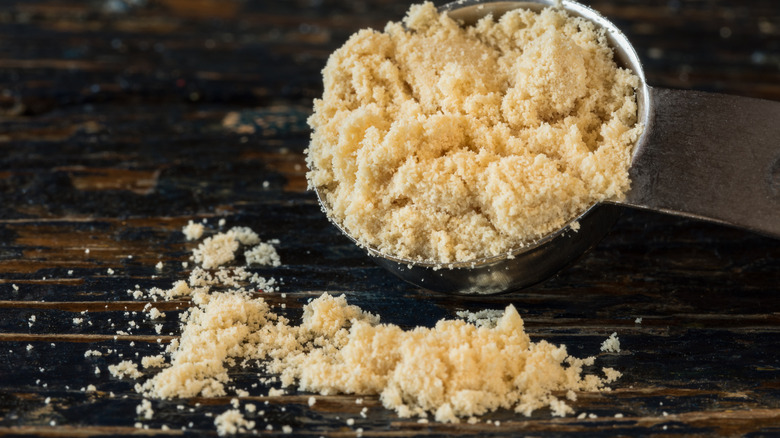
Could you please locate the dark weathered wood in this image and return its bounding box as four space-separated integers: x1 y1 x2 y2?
0 0 778 436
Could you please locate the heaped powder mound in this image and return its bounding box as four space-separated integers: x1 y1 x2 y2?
306 2 642 263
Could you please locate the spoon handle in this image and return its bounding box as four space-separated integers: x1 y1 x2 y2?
624 86 780 238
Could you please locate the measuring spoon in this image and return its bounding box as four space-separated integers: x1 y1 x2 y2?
316 0 780 295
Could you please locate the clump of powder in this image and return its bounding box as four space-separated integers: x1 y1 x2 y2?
306 2 643 263
138 289 620 423
113 222 621 427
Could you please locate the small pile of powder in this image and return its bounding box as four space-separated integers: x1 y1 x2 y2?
104 222 623 431
141 290 620 422
601 332 621 353
191 226 280 269
214 409 256 436
306 2 643 263
115 225 621 425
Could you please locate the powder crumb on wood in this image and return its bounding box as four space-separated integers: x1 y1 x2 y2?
147 307 165 320
104 222 627 431
244 242 281 267
214 409 256 436
141 355 166 369
136 399 153 420
182 220 205 241
136 289 620 423
109 360 143 379
601 332 621 353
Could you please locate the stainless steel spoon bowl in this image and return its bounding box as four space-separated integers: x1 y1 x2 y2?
315 0 780 295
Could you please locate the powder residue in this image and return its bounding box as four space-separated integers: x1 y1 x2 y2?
182 220 205 241
306 2 642 263
137 288 619 423
117 223 622 427
244 241 281 267
109 360 143 379
601 332 621 353
214 409 256 436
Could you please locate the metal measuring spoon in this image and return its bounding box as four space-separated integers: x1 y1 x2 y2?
315 0 780 295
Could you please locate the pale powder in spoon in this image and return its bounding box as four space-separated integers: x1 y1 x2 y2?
306 2 642 263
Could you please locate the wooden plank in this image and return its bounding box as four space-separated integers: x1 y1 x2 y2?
0 0 778 435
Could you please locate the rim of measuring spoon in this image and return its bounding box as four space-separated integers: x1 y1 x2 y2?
316 0 653 270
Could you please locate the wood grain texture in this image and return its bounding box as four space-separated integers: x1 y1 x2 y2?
0 0 778 436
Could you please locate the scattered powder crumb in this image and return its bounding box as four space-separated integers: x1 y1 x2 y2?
136 399 154 420
214 409 257 436
95 366 101 374
245 403 256 413
244 242 281 267
73 317 83 325
306 2 643 263
137 290 620 423
109 360 143 379
108 223 625 431
155 261 164 271
183 220 205 241
84 349 103 357
601 332 621 353
602 367 622 383
268 388 285 397
107 268 115 275
85 248 90 254
577 412 587 419
85 384 97 393
26 344 33 351
229 226 261 246
192 232 239 269
346 418 355 426
141 355 166 369
635 317 643 324
455 308 504 328
12 284 19 291
45 397 51 404
281 425 292 434
67 270 73 275
148 307 165 320
615 413 624 418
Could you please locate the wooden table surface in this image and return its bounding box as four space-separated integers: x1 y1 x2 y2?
1 0 779 436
